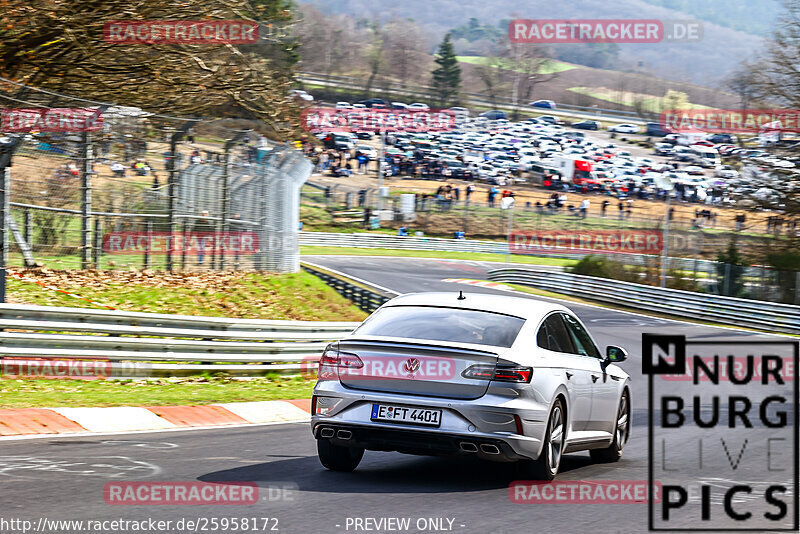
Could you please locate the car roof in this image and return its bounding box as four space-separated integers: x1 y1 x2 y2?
381 292 570 321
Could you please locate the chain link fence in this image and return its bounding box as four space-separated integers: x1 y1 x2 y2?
0 85 312 276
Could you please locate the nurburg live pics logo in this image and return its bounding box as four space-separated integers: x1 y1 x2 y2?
643 334 799 531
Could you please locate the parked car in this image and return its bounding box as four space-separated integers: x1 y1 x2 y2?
357 98 388 108
391 102 408 110
684 165 705 175
654 142 675 156
530 100 557 109
707 133 737 144
335 101 352 110
572 120 599 131
537 115 563 125
355 145 378 160
480 110 507 120
608 124 641 134
408 103 430 111
645 122 669 137
311 292 631 480
289 89 314 102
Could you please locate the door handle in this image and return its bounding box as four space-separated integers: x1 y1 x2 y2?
591 375 599 383
565 372 573 380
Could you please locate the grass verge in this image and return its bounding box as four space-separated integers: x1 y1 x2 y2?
0 376 315 409
7 270 367 321
300 246 577 267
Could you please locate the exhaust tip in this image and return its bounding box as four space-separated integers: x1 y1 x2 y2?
319 427 335 438
459 442 479 453
336 429 353 440
480 443 501 455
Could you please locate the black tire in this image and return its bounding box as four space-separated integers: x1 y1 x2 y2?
524 398 566 481
317 439 364 472
590 389 630 463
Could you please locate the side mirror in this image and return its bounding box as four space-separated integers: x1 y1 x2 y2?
606 346 628 364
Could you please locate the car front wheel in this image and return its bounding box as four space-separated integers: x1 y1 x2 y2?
317 439 364 472
590 390 630 463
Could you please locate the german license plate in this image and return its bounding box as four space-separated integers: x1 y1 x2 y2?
370 404 442 427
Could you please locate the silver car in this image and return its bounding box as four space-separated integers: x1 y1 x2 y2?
311 292 631 480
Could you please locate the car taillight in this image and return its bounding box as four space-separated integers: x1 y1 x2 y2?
319 348 364 369
493 366 533 383
462 364 533 383
337 352 364 368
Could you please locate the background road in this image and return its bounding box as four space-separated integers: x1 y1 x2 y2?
1 256 793 534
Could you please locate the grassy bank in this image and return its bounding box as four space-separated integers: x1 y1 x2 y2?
0 376 315 409
7 269 367 321
301 245 577 267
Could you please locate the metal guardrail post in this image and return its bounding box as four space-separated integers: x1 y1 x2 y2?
93 217 102 269
166 120 197 272
0 136 22 303
80 131 93 270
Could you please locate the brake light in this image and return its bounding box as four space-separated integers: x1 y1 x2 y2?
493 366 533 382
319 348 364 369
320 350 338 366
462 364 533 383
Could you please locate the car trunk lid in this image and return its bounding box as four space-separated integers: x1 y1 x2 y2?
335 340 499 400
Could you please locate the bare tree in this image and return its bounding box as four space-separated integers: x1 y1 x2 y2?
363 27 385 96
747 1 800 108
725 65 759 109
503 42 560 120
381 19 427 86
0 0 299 136
473 57 508 110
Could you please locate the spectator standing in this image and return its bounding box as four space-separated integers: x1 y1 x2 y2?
579 198 589 218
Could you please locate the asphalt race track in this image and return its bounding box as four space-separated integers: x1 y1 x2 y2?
1 255 794 534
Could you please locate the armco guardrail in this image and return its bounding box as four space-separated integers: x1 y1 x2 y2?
299 231 717 273
0 304 359 378
297 71 646 123
487 268 800 335
302 262 397 312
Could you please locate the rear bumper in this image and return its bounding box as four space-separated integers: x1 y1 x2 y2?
313 422 525 461
311 381 549 461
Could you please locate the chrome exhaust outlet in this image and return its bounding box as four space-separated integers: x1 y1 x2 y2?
480 444 501 455
336 429 353 440
459 442 479 453
319 427 335 438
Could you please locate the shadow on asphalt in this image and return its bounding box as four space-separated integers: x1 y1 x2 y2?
199 452 597 494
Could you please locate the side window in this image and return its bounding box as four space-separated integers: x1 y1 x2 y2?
562 313 602 359
536 314 575 354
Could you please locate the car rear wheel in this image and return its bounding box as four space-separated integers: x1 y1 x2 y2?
525 399 565 481
590 390 630 463
317 439 364 472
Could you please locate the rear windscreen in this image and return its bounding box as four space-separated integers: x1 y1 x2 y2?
354 306 525 348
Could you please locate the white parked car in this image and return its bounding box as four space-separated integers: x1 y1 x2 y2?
608 124 641 134
714 165 739 179
407 103 430 111
356 145 378 160
335 102 352 110
312 292 631 480
289 89 314 102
